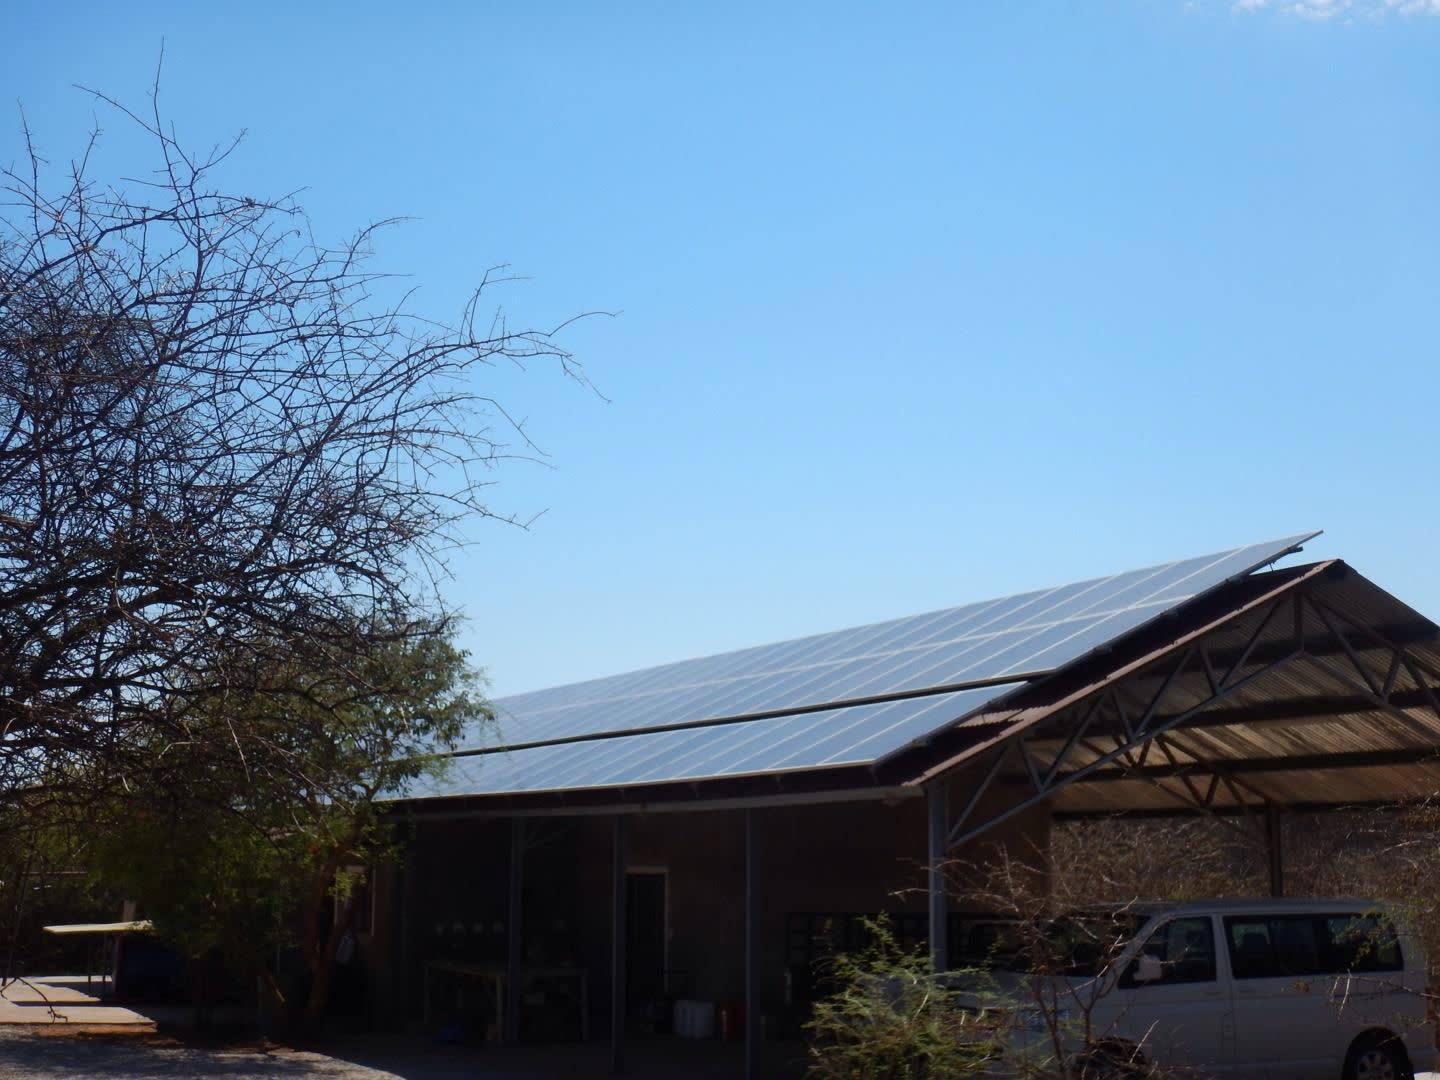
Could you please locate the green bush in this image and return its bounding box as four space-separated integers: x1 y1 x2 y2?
804 918 997 1080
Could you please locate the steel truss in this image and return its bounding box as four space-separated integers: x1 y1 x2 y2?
939 581 1440 852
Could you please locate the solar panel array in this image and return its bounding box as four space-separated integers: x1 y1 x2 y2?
405 684 1004 801
409 533 1315 799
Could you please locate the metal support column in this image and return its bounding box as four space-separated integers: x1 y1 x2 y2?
611 815 627 1074
927 780 949 973
1266 802 1285 898
745 808 760 1080
505 818 525 1044
399 830 416 1013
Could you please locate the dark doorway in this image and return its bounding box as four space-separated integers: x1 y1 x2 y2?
625 870 666 1026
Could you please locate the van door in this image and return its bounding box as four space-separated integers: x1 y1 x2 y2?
1320 913 1417 1068
1106 915 1234 1074
1224 915 1347 1079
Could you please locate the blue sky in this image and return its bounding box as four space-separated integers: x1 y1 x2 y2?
5 1 1438 696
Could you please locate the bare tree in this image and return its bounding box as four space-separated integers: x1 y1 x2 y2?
946 846 1159 1079
0 80 591 801
942 824 1264 1080
1284 803 1440 981
1047 817 1266 905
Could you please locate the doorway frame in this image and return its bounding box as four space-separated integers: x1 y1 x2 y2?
624 865 669 994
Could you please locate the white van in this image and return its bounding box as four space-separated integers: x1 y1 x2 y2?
982 898 1437 1079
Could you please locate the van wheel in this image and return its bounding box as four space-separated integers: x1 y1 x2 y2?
1071 1040 1147 1080
1344 1033 1413 1080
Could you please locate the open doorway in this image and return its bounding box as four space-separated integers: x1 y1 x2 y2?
625 868 667 1027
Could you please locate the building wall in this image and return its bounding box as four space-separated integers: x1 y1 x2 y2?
378 784 1050 1031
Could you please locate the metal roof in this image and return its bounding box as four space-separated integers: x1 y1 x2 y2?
403 533 1318 804
1028 563 1440 817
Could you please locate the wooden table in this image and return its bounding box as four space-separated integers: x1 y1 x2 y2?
424 960 589 1041
42 921 154 989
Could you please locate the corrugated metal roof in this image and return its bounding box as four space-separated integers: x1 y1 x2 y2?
1008 565 1440 816
405 534 1317 802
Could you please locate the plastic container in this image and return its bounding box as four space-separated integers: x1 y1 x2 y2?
718 999 744 1042
673 998 717 1039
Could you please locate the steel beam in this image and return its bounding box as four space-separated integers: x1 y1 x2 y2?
949 645 1302 848
1155 736 1269 818
936 581 1440 852
1035 745 1440 784
946 744 1011 848
1115 687 1440 734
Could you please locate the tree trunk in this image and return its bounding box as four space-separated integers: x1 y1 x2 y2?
300 891 356 1030
256 964 286 1039
190 956 209 1031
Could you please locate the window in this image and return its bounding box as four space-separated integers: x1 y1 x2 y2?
1121 917 1216 986
1224 914 1403 979
1226 917 1316 979
992 911 1147 977
1322 915 1403 973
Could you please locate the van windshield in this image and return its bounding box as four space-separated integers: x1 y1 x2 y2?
990 910 1147 977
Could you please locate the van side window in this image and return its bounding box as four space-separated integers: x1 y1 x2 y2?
1121 916 1215 986
1226 916 1319 978
1227 919 1274 979
1322 914 1403 973
1225 914 1403 979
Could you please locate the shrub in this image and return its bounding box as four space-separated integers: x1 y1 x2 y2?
804 918 996 1080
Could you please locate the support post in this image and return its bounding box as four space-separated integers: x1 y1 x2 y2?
505 818 525 1044
399 829 416 1015
745 808 760 1080
611 815 627 1074
927 780 949 973
1266 802 1285 898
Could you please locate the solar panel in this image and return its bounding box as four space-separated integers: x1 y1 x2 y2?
467 534 1314 746
404 686 1005 798
409 533 1316 800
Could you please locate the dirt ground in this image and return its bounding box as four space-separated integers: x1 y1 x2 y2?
0 1029 804 1079
0 1030 404 1080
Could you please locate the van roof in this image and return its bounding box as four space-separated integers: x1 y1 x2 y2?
1110 898 1396 917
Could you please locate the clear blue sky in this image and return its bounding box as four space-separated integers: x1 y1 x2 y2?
5 1 1438 697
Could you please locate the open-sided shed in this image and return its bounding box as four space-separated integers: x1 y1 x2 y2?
379 532 1440 1077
